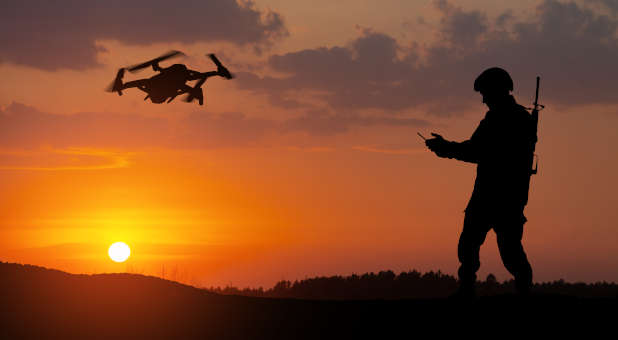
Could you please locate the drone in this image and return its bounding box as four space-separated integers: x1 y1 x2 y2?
107 51 233 105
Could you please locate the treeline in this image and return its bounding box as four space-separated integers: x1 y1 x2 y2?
207 270 618 299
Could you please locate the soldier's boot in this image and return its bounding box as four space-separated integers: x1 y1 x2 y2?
450 266 477 301
515 272 533 296
448 282 476 301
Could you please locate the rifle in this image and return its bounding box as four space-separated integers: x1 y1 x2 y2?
530 77 544 175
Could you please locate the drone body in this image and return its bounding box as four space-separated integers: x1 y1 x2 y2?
108 51 233 105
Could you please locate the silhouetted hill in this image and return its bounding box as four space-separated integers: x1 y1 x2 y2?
1 262 616 339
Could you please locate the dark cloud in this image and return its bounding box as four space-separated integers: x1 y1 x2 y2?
282 109 429 136
0 0 287 70
495 10 515 28
238 0 618 115
174 111 276 148
592 0 618 14
0 102 275 149
236 32 420 112
0 102 430 150
434 0 488 46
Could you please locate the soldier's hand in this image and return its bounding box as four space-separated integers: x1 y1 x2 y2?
425 133 450 157
425 133 444 149
430 133 444 140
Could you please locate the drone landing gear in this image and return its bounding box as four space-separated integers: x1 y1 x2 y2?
183 79 206 105
186 87 204 105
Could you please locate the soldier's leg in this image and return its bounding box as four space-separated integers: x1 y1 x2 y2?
457 208 491 291
495 213 533 294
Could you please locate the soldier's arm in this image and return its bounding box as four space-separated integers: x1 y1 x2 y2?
438 120 485 163
442 140 479 163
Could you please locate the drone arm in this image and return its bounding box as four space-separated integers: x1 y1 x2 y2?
186 71 219 81
186 70 202 80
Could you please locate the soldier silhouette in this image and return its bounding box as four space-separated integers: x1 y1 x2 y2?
425 67 535 298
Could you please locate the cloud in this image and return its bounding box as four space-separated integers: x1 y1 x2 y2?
351 145 425 155
282 109 430 136
238 0 618 115
8 243 103 259
592 0 618 15
434 0 488 46
8 242 223 259
0 0 287 70
0 102 276 149
236 31 421 112
174 111 277 148
0 101 429 151
284 146 335 153
0 148 131 171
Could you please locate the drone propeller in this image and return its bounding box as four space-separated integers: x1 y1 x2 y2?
128 50 185 73
208 54 234 79
105 80 116 92
105 68 125 95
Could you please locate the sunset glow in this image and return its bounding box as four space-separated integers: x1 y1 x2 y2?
2 0 618 289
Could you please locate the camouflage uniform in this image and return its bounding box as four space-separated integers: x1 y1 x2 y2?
438 95 535 293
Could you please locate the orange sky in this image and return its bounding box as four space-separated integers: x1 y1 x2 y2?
1 0 618 287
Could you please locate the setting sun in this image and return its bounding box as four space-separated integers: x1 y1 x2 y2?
108 242 131 263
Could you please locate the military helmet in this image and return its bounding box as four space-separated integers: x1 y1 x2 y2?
474 67 513 93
